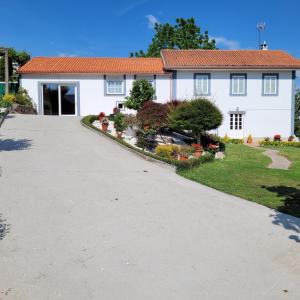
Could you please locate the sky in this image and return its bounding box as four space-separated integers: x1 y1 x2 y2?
2 0 300 85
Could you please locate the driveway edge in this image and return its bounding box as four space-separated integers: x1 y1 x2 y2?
80 120 176 172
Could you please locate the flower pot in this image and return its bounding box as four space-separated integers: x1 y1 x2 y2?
102 123 109 131
191 143 202 151
247 138 253 144
117 132 123 138
178 154 188 161
193 150 203 158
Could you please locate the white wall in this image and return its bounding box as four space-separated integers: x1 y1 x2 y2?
174 70 294 138
20 73 172 116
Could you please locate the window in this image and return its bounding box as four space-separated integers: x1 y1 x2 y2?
195 74 210 95
106 80 124 94
262 73 278 95
230 113 243 130
116 101 125 111
230 74 247 95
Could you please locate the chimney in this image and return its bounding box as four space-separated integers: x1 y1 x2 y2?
261 41 268 50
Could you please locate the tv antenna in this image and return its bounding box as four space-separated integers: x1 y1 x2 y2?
257 22 266 49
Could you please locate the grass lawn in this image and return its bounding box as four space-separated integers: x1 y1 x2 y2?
178 144 300 218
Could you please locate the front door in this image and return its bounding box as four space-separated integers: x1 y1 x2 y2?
42 83 77 116
229 113 244 138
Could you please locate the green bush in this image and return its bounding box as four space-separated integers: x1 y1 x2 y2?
81 115 214 170
114 113 127 133
168 98 223 144
259 140 300 147
15 88 33 107
221 135 244 144
124 79 155 110
2 93 16 106
155 144 180 159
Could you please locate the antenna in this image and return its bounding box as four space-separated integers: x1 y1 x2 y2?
257 22 266 49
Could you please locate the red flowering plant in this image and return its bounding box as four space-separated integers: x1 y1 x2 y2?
98 112 106 122
273 134 281 142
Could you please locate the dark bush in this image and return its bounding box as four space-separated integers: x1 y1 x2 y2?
137 101 169 130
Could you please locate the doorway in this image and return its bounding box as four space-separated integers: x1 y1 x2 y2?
42 83 77 116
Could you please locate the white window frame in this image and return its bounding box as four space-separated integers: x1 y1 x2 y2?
194 73 210 96
106 80 124 95
262 73 278 96
230 74 247 96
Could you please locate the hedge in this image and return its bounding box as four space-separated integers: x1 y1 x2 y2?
81 115 214 171
259 140 300 148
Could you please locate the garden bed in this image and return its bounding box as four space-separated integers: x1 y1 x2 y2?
81 115 215 171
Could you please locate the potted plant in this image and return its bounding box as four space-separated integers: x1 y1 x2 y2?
191 143 203 158
288 135 294 142
101 117 109 131
178 146 194 161
98 112 105 122
274 134 281 142
114 113 127 138
113 107 120 115
247 134 253 144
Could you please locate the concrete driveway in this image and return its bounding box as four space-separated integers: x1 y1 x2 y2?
0 115 300 300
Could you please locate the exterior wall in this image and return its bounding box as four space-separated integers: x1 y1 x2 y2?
20 73 172 116
174 70 294 138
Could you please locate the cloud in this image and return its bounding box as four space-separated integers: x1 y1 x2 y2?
116 0 148 16
57 52 77 57
212 36 240 50
146 14 160 29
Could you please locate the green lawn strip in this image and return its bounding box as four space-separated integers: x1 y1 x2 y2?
178 144 300 218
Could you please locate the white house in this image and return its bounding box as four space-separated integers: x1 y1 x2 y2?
19 49 300 138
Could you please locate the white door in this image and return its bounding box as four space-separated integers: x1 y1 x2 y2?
229 113 244 138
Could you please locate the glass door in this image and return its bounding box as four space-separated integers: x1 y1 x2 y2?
42 83 77 116
60 85 76 115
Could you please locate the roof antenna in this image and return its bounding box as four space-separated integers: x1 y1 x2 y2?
256 22 266 50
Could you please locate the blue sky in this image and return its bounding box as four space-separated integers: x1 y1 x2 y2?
3 0 300 58
3 0 300 87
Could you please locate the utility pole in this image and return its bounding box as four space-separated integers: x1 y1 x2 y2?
4 48 9 94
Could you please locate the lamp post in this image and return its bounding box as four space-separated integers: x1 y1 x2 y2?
257 22 266 50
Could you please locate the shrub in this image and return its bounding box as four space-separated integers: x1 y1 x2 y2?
179 145 195 156
124 79 155 110
259 140 300 147
155 144 180 159
220 136 244 144
136 129 157 150
264 137 270 142
136 101 169 130
2 93 16 106
114 113 127 133
14 88 32 107
168 98 223 144
98 112 105 120
124 114 140 128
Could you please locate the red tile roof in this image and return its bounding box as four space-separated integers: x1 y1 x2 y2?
161 49 300 69
18 57 166 74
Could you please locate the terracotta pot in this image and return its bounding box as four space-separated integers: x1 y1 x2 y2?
179 154 188 161
102 123 109 131
191 143 202 151
193 150 203 158
247 139 253 144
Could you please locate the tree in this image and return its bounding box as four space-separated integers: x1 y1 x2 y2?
168 98 223 144
124 79 155 110
136 101 169 130
0 47 31 81
130 18 216 57
295 89 300 137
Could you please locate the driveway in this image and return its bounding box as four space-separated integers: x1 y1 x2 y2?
0 115 300 300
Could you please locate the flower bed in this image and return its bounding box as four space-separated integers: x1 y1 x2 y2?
81 115 215 171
